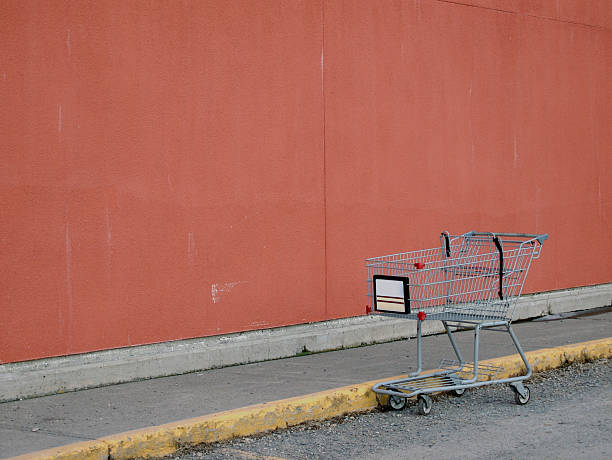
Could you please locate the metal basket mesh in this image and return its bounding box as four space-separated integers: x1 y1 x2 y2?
366 232 543 321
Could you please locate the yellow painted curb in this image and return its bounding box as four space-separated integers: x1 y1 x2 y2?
491 337 612 379
103 382 378 459
7 440 108 460
9 337 612 460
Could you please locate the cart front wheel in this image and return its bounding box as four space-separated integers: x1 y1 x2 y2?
388 395 407 411
513 385 530 405
451 388 465 397
417 395 432 415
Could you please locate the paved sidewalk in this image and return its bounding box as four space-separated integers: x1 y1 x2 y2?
1 310 611 458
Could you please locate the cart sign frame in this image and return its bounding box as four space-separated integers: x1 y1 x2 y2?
373 275 410 314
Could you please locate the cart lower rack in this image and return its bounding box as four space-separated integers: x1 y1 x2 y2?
366 231 547 414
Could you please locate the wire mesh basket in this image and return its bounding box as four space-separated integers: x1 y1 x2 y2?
366 232 546 321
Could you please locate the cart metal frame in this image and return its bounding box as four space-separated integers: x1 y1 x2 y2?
366 231 548 414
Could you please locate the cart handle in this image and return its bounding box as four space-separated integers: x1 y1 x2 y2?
442 232 451 257
466 232 548 245
493 236 504 300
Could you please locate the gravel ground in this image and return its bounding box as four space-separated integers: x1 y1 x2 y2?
168 359 611 460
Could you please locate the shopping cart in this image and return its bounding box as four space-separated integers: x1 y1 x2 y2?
366 231 547 415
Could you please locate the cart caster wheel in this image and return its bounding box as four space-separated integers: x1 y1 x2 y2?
388 395 407 411
416 395 432 416
451 388 465 397
513 385 530 405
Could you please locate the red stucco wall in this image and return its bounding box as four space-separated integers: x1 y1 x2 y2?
2 1 611 363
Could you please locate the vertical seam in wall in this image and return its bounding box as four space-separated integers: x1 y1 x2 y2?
322 0 327 316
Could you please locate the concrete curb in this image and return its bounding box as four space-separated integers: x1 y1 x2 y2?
10 337 612 460
2 283 611 402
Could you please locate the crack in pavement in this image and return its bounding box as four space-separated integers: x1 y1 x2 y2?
0 422 95 441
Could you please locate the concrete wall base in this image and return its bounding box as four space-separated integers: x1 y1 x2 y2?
1 283 610 402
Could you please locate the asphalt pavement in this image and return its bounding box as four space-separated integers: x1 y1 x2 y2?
1 310 611 458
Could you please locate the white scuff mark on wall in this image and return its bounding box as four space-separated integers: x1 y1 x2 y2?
513 134 518 168
211 281 247 304
597 176 601 202
250 321 269 328
66 29 72 56
321 46 325 93
105 200 112 245
58 104 62 133
1 72 6 81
